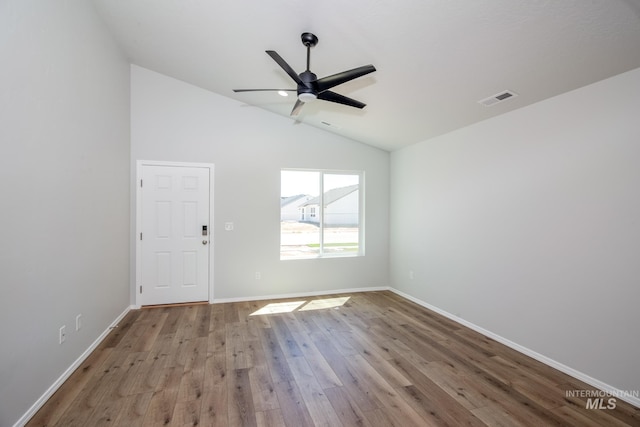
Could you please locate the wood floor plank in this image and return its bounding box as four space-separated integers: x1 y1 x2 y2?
270 315 305 358
324 386 373 427
141 365 183 427
307 307 352 335
175 305 199 343
248 364 280 412
112 391 154 427
128 346 170 395
158 307 183 335
195 304 211 338
362 408 401 427
87 395 130 427
343 354 428 426
289 330 343 389
52 350 131 427
102 351 148 402
471 403 530 427
326 329 360 357
343 293 384 322
226 322 251 370
208 302 225 332
202 336 228 424
308 331 382 412
419 360 496 410
25 346 114 427
170 399 202 427
338 329 412 389
550 404 630 427
371 318 449 364
101 310 142 348
295 310 324 335
207 320 226 354
397 384 486 427
381 305 454 343
26 291 638 427
176 336 208 403
287 356 343 427
199 386 228 426
203 348 227 392
257 327 295 384
223 302 240 323
371 350 483 426
255 408 286 427
117 311 157 352
272 380 315 427
132 310 168 352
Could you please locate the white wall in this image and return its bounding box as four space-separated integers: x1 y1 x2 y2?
131 66 390 301
0 1 131 426
390 67 640 394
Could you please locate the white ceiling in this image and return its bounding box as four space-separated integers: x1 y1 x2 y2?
93 0 640 152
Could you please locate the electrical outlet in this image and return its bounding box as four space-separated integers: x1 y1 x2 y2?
255 272 261 280
59 325 66 344
409 270 414 280
76 314 82 331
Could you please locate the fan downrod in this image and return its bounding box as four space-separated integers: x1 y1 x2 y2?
301 32 318 48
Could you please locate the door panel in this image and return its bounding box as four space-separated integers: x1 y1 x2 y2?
140 165 210 305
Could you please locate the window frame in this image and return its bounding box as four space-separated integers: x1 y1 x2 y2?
280 168 365 260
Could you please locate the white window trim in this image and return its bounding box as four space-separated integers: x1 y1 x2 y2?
281 168 364 260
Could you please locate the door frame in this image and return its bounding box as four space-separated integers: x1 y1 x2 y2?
135 160 215 307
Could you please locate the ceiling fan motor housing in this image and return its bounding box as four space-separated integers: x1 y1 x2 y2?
298 70 318 100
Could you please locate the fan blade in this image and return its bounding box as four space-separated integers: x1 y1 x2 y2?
317 91 366 109
290 99 305 116
316 65 376 92
266 50 304 86
233 89 296 92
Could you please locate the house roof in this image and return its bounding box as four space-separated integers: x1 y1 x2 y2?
93 0 640 152
280 194 310 208
302 185 358 207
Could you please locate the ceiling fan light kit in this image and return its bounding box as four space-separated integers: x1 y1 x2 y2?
298 92 317 102
233 32 376 115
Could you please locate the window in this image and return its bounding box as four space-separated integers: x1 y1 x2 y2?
280 169 362 259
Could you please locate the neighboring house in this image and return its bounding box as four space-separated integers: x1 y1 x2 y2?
280 194 313 221
299 184 359 226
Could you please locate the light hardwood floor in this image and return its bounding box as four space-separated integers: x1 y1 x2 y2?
27 291 639 426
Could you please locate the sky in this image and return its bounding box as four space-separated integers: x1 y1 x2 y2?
281 170 359 197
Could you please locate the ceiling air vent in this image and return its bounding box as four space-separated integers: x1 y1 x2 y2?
478 90 518 107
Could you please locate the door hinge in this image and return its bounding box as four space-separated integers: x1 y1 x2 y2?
140 179 143 188
140 232 143 240
139 285 142 293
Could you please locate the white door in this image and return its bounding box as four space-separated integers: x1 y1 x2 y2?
139 164 210 305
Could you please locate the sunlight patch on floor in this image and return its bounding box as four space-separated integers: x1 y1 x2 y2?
298 296 350 311
250 301 306 315
250 296 350 316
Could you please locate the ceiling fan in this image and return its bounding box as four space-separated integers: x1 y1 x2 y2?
233 32 376 116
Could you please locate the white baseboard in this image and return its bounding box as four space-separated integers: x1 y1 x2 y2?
211 286 390 304
389 288 640 409
14 305 134 427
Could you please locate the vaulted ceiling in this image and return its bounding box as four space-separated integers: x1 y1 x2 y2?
93 0 640 151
